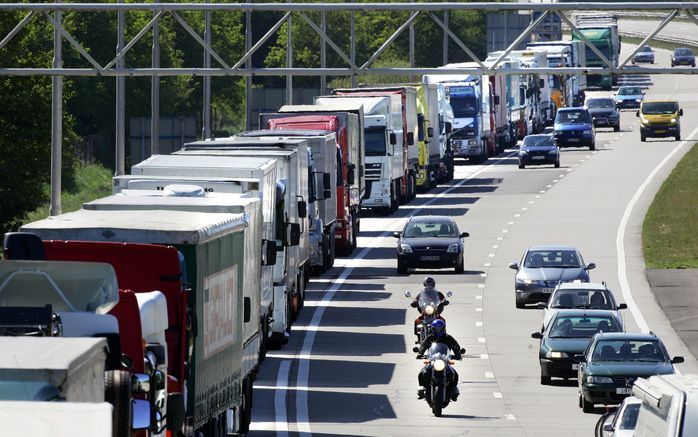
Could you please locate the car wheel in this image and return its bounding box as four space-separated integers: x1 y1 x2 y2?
515 301 525 309
676 134 681 141
455 257 464 274
613 124 620 132
554 160 560 168
581 394 594 413
641 133 646 142
397 259 408 274
518 163 525 169
540 375 551 385
589 143 595 151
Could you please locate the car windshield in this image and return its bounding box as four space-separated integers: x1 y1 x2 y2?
404 220 458 238
619 404 641 430
586 99 614 108
522 135 555 147
524 250 581 268
618 87 641 96
549 315 621 338
591 339 668 362
556 110 591 124
639 46 652 53
675 48 693 56
551 289 614 310
642 102 678 115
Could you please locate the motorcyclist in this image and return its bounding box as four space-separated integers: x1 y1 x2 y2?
412 277 448 341
416 319 463 402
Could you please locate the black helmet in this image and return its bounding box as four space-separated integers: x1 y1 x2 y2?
423 277 436 288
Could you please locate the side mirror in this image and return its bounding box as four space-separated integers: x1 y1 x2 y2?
586 263 596 270
404 291 412 298
392 231 401 238
323 172 332 191
427 127 434 138
531 332 543 339
617 303 627 310
407 132 415 146
262 239 278 266
679 108 684 116
284 222 301 247
572 354 586 363
493 95 500 105
445 122 452 134
539 78 545 88
131 399 151 431
460 232 469 238
446 291 453 298
389 132 397 145
509 262 519 270
602 423 614 432
244 297 251 323
166 393 185 431
412 346 420 353
131 373 151 394
297 199 307 218
672 356 685 364
636 110 640 117
347 165 356 185
459 348 466 354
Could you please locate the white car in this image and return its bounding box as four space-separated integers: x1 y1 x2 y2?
540 282 627 331
598 396 641 437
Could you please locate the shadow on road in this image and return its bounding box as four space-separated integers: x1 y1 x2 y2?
310 330 407 355
307 390 397 423
318 306 406 327
307 358 395 388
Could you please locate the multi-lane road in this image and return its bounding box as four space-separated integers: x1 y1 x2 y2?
249 46 698 436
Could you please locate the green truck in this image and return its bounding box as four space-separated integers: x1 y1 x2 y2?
573 15 620 91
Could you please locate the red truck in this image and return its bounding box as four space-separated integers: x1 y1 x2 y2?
261 105 366 256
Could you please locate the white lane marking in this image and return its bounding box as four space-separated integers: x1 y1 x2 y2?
275 360 291 436
484 262 491 267
485 372 494 378
553 179 559 183
617 127 698 336
480 353 489 359
475 295 483 300
476 321 483 327
497 237 504 241
493 392 503 399
291 153 518 436
480 273 488 278
522 207 528 211
478 337 486 343
478 284 485 288
502 229 509 233
476 307 483 312
489 253 496 257
507 221 514 225
505 414 517 421
492 244 499 249
514 213 521 218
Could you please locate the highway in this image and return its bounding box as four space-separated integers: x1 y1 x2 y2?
249 46 698 436
619 16 698 47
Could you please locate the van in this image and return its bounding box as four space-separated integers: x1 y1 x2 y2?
636 100 683 142
632 373 698 437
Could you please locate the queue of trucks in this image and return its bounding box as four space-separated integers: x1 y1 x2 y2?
0 18 626 435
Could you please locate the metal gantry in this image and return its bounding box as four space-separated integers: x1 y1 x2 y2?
1 2 697 215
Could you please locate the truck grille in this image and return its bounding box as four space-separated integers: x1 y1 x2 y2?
365 163 382 181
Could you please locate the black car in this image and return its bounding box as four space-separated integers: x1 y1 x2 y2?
671 47 696 67
518 134 560 169
585 97 621 131
509 245 596 308
531 309 623 385
394 215 469 274
576 332 683 413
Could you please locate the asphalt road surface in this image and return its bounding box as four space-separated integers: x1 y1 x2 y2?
249 45 698 437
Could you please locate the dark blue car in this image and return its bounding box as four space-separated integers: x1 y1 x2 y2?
671 47 695 67
518 134 560 169
553 107 596 151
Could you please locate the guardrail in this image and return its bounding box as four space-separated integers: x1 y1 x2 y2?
620 30 698 49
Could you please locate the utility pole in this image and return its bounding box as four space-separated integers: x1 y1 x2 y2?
203 1 212 138
115 0 125 175
151 7 160 154
49 0 62 216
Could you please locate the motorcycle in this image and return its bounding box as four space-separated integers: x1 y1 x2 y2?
413 343 465 417
405 289 452 344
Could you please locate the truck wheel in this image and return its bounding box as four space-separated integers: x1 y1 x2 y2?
391 183 399 212
240 377 253 434
268 331 284 350
409 174 417 200
321 234 330 272
260 317 269 361
105 370 132 437
328 232 336 268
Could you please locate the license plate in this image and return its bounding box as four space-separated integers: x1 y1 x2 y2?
542 288 553 293
421 256 440 261
532 156 546 160
568 138 579 142
655 130 666 133
572 364 579 370
616 387 632 395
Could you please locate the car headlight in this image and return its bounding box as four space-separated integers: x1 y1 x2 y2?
400 244 413 253
671 118 677 123
516 277 533 285
447 243 460 253
583 130 592 135
433 359 446 372
587 376 614 384
636 99 642 102
519 150 528 155
424 305 435 315
468 139 478 146
548 149 558 155
546 351 569 359
641 117 649 124
554 130 562 135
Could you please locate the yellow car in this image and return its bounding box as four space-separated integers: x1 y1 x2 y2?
636 100 683 142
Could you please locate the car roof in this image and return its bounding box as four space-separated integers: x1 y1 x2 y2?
527 245 579 251
408 215 454 223
524 134 553 139
552 309 619 317
643 99 679 104
593 332 659 341
557 107 585 112
556 282 608 291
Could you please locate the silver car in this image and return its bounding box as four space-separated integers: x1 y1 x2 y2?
540 282 628 331
613 86 644 110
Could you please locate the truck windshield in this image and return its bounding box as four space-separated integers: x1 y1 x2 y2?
642 102 678 115
365 127 387 156
450 95 478 118
585 42 611 61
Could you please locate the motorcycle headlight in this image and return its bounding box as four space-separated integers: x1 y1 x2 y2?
447 243 460 253
546 351 569 359
587 376 613 384
400 244 413 253
425 305 435 315
583 130 592 135
433 359 446 372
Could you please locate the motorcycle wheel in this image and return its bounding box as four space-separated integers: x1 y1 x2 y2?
432 385 444 417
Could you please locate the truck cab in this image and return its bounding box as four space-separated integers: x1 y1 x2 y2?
632 374 698 437
636 100 683 142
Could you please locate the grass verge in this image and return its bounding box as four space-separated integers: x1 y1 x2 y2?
643 142 698 268
22 163 113 225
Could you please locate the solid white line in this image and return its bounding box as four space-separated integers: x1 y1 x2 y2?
275 360 291 436
493 392 503 399
616 127 698 335
476 307 483 312
476 321 483 327
291 153 518 436
478 337 486 343
505 414 517 420
485 371 494 378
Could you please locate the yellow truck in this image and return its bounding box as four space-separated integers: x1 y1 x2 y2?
636 100 683 142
